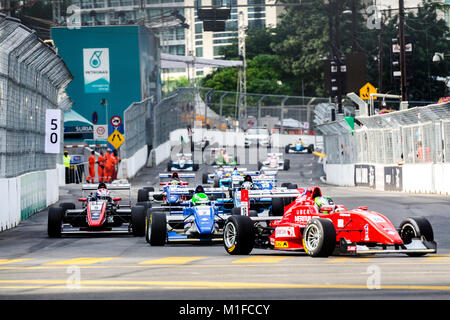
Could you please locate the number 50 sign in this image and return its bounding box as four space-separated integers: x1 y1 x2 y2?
45 109 61 154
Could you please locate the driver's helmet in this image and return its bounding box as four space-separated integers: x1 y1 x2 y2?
243 175 253 182
314 196 336 213
97 182 107 189
96 188 110 200
171 172 180 180
191 192 209 206
194 185 205 194
241 181 253 190
170 179 180 186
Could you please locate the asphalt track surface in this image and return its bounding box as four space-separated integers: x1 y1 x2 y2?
0 148 450 300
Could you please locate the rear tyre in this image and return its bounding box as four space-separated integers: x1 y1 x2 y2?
193 163 199 171
303 218 336 257
167 162 172 172
143 187 155 192
307 144 314 153
48 207 64 238
399 217 434 257
202 172 209 184
257 161 263 171
136 201 152 211
223 215 255 255
283 159 290 171
271 197 285 216
131 206 146 236
285 145 290 154
137 189 149 202
231 207 241 215
146 211 167 246
59 202 75 213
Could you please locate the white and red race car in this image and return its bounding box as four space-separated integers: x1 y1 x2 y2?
258 153 290 171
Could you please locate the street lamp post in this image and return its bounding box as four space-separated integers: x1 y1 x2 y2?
399 0 407 101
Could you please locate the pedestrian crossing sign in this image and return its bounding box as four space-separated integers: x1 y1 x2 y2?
107 129 124 150
359 82 377 100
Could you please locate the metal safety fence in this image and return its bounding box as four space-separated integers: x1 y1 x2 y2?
122 98 150 159
0 14 73 178
149 87 331 152
317 101 450 165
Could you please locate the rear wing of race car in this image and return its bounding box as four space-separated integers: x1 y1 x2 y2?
168 187 228 196
82 183 131 191
159 173 196 180
267 153 283 157
239 189 304 216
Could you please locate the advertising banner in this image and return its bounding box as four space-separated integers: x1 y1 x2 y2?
354 164 376 188
83 48 110 93
384 166 403 191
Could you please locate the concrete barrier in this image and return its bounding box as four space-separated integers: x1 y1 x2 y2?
0 168 61 232
434 163 450 195
324 163 355 187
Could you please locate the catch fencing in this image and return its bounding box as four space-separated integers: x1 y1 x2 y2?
122 98 150 159
0 14 73 178
318 102 450 165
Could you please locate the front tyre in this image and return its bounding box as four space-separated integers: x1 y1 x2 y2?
131 206 146 236
48 207 64 238
223 215 255 255
303 218 336 257
146 211 167 246
399 217 434 257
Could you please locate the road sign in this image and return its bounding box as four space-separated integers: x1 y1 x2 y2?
359 82 377 100
45 109 61 154
107 129 124 150
94 125 108 140
110 115 122 128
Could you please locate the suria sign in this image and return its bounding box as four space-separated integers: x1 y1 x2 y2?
83 48 110 93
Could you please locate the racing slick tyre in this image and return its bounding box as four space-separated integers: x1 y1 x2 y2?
281 183 290 188
231 207 257 217
202 172 209 184
213 177 220 188
223 215 255 255
136 201 152 211
303 218 336 257
287 183 298 189
143 187 155 192
137 189 149 202
193 164 199 171
48 206 64 238
307 144 314 153
283 159 290 171
146 210 167 246
399 217 434 257
271 197 285 216
285 145 290 154
131 205 146 237
167 161 172 172
59 202 75 213
257 161 263 171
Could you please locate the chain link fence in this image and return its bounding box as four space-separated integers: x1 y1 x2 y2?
122 98 150 159
147 87 331 152
0 15 72 178
196 88 331 134
317 102 450 165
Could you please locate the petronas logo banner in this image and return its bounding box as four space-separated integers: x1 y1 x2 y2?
83 48 110 93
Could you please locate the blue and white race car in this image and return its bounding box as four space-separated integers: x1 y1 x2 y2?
202 166 248 188
145 185 230 245
167 153 199 172
285 139 314 154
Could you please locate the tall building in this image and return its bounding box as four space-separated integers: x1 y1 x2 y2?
66 0 282 79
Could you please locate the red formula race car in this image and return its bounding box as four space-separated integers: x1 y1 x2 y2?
223 187 437 257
